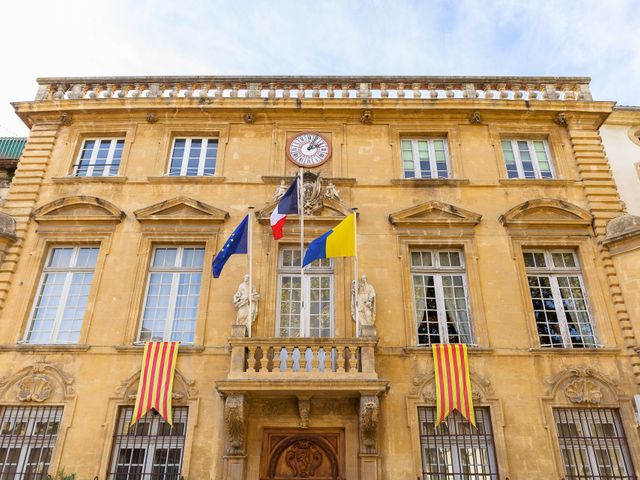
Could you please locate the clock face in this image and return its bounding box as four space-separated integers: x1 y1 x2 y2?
286 132 332 168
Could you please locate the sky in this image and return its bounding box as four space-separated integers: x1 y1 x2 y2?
1 0 639 136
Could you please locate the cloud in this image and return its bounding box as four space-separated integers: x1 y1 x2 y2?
1 0 638 135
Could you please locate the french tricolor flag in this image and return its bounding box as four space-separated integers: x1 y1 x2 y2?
270 179 299 240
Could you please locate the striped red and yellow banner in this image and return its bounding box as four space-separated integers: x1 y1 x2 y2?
432 343 475 427
131 341 179 426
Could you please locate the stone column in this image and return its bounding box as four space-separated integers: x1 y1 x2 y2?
359 395 380 479
223 394 247 480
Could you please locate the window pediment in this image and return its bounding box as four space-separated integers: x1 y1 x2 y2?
32 196 125 226
500 199 592 231
388 201 482 230
134 196 229 224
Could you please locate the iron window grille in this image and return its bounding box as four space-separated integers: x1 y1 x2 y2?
401 138 450 179
523 250 597 348
108 407 188 480
418 407 499 479
501 139 554 179
138 246 205 344
410 250 473 345
554 408 636 479
167 138 217 177
74 138 124 177
0 406 63 479
25 246 99 344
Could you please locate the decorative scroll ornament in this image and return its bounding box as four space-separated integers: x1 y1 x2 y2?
302 172 323 215
285 440 323 476
225 394 247 455
545 366 621 404
16 375 52 402
359 396 379 454
565 379 603 405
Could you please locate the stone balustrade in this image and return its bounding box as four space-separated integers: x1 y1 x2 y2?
33 75 593 102
227 334 378 380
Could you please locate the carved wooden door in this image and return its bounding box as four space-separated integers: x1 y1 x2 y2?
260 429 345 480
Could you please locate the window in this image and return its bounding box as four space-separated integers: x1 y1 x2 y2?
401 138 450 179
108 407 187 480
411 250 473 345
554 408 635 479
277 248 333 337
139 247 204 344
74 138 124 177
501 139 553 179
0 406 63 479
524 250 596 348
26 246 99 344
168 138 217 176
418 407 499 479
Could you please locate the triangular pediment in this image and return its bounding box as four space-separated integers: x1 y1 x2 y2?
32 196 125 224
134 197 229 223
500 199 592 228
389 201 482 228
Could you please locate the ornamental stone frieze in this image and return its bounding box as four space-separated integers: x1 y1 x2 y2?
544 366 623 405
0 361 75 403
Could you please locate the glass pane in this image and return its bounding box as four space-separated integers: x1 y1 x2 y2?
169 139 186 175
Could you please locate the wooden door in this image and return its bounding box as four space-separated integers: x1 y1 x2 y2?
260 429 345 480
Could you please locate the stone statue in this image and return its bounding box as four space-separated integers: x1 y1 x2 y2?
351 275 376 327
324 180 341 202
272 179 288 202
233 275 259 327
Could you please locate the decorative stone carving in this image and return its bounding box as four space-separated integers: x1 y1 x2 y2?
225 394 247 455
233 274 259 328
554 113 568 126
16 375 52 402
411 369 494 402
243 112 255 124
272 179 288 202
298 396 311 429
285 440 323 476
302 172 323 215
469 111 482 124
0 361 75 403
360 110 373 124
324 180 341 202
146 113 158 123
59 112 72 126
351 275 376 328
359 395 379 454
565 379 603 404
115 367 198 403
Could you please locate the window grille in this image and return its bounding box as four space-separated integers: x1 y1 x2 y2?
411 250 473 345
139 247 205 344
401 138 450 179
554 408 636 479
0 406 63 479
277 247 334 338
108 407 188 480
74 138 124 177
523 250 596 348
501 139 553 179
168 138 217 176
418 407 498 479
26 246 99 344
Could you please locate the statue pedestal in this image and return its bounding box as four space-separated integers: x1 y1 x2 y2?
359 453 379 479
222 455 246 480
231 324 247 337
360 324 377 337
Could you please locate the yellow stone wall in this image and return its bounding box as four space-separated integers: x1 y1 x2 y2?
1 85 639 479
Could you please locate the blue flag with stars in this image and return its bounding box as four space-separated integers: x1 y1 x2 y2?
212 215 249 278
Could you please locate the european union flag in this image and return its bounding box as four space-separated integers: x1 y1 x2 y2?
212 215 249 278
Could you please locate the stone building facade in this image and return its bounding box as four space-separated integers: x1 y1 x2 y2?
0 76 639 479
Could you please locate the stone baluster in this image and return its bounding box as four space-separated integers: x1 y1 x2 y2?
35 84 52 101
542 83 559 100
230 83 239 98
498 84 508 99
299 346 308 371
483 84 494 99
52 84 66 100
380 83 389 98
397 83 405 98
312 84 320 98
245 346 255 373
285 346 294 371
445 85 454 98
268 83 276 99
68 84 83 100
336 346 346 373
310 346 320 372
327 84 335 98
294 83 303 98
322 347 332 372
428 84 438 99
183 84 193 98
341 84 349 98
198 83 209 98
526 85 538 100
116 84 127 98
257 345 268 373
130 84 142 97
105 84 117 98
512 84 523 99
282 84 291 99
412 83 422 98
211 84 221 98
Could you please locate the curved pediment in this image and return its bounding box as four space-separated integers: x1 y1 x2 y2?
257 198 351 228
389 201 482 229
500 199 592 230
32 196 125 224
134 196 229 224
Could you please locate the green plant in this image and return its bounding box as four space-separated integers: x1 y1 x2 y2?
46 469 76 480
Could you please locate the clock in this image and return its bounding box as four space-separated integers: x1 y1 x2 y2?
286 132 332 168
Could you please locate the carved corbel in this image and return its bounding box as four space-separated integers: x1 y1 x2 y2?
243 112 255 124
469 111 482 124
554 113 567 127
225 394 247 455
359 395 379 454
59 113 72 126
146 113 158 124
298 395 312 429
360 110 373 124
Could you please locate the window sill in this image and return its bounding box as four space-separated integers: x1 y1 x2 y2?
114 344 206 354
0 343 91 352
51 176 128 183
529 346 620 355
391 178 470 187
498 178 578 186
147 176 225 184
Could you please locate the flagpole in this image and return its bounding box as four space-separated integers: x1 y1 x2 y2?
352 208 359 337
299 168 305 333
248 206 254 338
